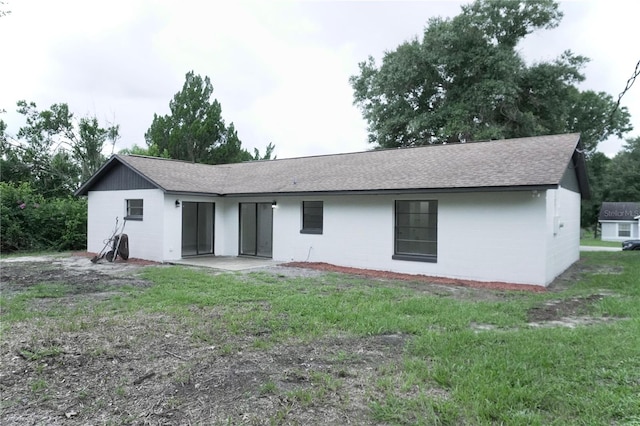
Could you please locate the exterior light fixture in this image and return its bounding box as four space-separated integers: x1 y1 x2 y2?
272 201 277 208
175 200 181 208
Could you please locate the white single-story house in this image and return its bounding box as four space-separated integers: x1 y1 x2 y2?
76 133 589 287
598 202 640 241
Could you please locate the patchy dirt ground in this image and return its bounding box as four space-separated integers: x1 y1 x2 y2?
0 254 618 425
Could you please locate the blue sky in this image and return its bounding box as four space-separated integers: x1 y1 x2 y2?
1 0 638 159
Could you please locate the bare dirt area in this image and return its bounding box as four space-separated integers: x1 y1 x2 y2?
0 254 617 424
1 254 153 293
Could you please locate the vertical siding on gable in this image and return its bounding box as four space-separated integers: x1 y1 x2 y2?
560 165 580 193
93 163 157 191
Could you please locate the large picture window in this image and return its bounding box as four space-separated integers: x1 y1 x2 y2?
301 201 323 234
125 199 143 220
393 200 437 262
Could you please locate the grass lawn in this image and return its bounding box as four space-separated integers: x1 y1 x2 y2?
580 234 623 248
1 252 639 424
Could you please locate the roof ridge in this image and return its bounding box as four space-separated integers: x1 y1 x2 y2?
119 154 204 165
122 132 579 167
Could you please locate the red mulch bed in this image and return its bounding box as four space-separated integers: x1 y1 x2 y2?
72 251 160 266
284 262 546 293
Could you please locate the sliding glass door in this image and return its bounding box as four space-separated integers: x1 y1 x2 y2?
239 202 273 257
181 202 214 256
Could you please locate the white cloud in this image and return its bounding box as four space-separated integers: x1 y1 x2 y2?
1 0 638 160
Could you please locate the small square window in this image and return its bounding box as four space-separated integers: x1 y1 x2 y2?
126 199 143 220
301 201 323 234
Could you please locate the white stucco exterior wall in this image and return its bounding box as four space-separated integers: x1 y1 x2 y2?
161 194 221 261
436 191 548 285
87 184 582 286
216 197 243 256
219 191 550 285
87 189 165 261
544 186 581 284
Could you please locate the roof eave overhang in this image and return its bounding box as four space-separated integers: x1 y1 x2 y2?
221 184 557 198
572 138 591 200
165 190 223 197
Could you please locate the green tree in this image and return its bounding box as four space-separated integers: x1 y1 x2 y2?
118 143 170 158
1 118 32 186
0 181 87 253
2 105 79 197
253 141 276 160
604 137 640 202
145 72 225 163
8 101 119 190
580 151 611 234
145 71 274 164
350 0 631 153
1 102 116 253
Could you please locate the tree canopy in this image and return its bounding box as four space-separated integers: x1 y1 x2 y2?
350 0 632 154
145 71 275 164
580 136 640 231
0 101 114 253
603 137 640 202
1 101 119 197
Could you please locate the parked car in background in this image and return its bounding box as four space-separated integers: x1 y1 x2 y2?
622 240 640 251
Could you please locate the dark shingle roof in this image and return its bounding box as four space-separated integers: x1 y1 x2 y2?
598 202 640 221
76 133 588 197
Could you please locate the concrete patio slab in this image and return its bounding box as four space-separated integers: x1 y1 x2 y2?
168 256 283 271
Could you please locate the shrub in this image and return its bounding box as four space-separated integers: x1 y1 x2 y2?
0 182 87 253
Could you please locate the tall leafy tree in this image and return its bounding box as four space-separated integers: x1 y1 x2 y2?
17 101 119 182
145 71 273 164
581 137 640 236
604 137 640 202
580 151 611 234
146 72 225 163
350 0 631 153
1 101 119 195
1 101 109 253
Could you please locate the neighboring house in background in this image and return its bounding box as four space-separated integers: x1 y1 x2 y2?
598 202 640 241
76 133 589 287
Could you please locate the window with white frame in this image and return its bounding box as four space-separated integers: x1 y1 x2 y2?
618 223 631 238
126 199 143 220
